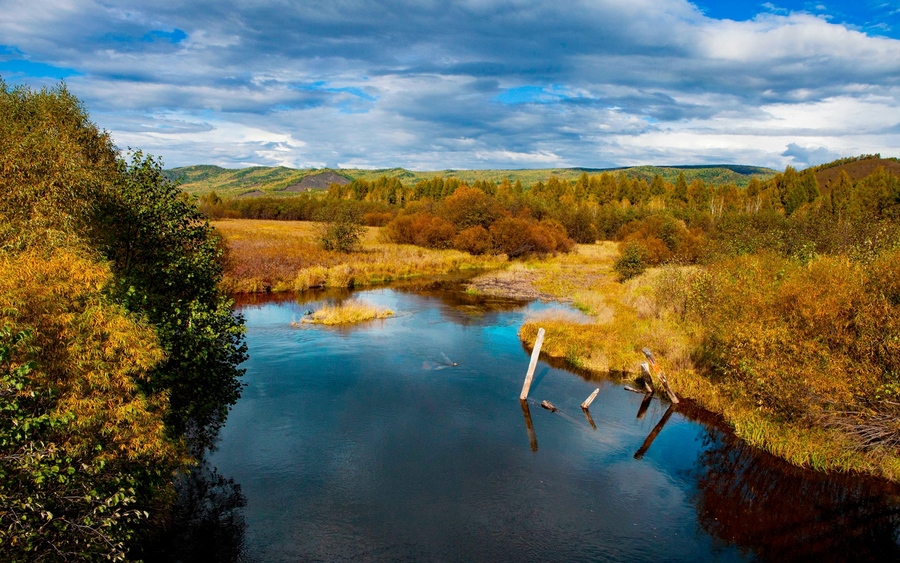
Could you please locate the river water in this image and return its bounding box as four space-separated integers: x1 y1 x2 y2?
209 282 900 562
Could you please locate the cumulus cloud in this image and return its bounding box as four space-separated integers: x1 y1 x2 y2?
1 0 899 169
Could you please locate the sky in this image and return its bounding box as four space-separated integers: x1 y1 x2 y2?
1 1 899 171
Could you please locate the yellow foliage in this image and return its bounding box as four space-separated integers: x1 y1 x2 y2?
296 300 394 325
0 248 176 463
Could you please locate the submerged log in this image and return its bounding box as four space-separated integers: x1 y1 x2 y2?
520 328 545 401
541 400 558 412
581 388 600 410
624 385 645 394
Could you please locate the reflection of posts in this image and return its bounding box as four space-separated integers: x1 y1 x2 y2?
520 400 538 452
520 328 545 400
583 408 597 430
634 406 674 460
636 392 653 420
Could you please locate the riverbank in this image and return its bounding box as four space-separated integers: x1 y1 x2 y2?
496 245 900 481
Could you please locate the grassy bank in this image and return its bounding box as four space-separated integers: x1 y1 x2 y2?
213 219 508 293
505 244 900 481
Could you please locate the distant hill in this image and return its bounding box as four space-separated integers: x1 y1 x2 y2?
164 164 778 197
813 156 900 191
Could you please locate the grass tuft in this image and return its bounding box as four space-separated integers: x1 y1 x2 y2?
294 300 394 325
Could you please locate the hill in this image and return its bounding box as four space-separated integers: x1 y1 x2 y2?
165 164 778 197
814 156 900 191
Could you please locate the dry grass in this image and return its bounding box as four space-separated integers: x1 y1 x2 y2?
213 219 507 293
294 300 394 325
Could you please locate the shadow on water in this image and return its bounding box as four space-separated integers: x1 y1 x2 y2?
679 405 900 562
135 452 248 563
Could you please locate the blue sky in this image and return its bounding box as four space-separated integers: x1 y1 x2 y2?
2 1 899 170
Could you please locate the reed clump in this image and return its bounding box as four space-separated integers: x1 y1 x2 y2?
294 300 394 325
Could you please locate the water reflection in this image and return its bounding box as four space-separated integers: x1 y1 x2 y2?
519 400 539 452
685 407 900 561
633 405 674 460
137 457 248 563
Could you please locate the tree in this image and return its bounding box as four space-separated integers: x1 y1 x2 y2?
91 152 246 446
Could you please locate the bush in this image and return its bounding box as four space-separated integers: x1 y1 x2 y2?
383 212 456 249
452 226 492 255
319 209 365 252
614 241 647 280
489 217 574 258
438 186 505 229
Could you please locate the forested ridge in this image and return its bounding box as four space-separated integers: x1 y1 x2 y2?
0 82 246 560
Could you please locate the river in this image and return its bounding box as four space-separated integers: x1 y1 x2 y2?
206 281 900 562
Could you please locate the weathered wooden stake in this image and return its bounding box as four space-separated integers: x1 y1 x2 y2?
541 400 558 412
581 388 600 410
520 400 538 452
639 363 655 394
641 348 679 404
519 328 545 401
634 406 674 460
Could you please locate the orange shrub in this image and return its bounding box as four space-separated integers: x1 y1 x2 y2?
490 217 574 258
452 226 492 255
438 186 506 229
384 212 456 249
363 211 395 226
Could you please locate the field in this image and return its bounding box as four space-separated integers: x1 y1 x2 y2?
213 219 508 293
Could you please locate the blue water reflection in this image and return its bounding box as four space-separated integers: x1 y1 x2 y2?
211 286 900 562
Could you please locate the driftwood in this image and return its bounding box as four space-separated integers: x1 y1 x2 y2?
520 400 538 452
581 388 600 410
641 348 679 404
624 385 645 394
541 400 558 412
634 406 674 460
520 328 545 401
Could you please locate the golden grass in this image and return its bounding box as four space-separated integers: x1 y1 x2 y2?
294 299 394 325
213 219 507 293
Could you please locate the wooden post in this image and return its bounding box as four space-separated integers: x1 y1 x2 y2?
639 363 655 394
634 406 674 460
519 328 545 401
641 348 679 405
520 400 538 452
581 388 600 410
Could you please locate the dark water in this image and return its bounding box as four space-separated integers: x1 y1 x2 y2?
209 284 900 562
